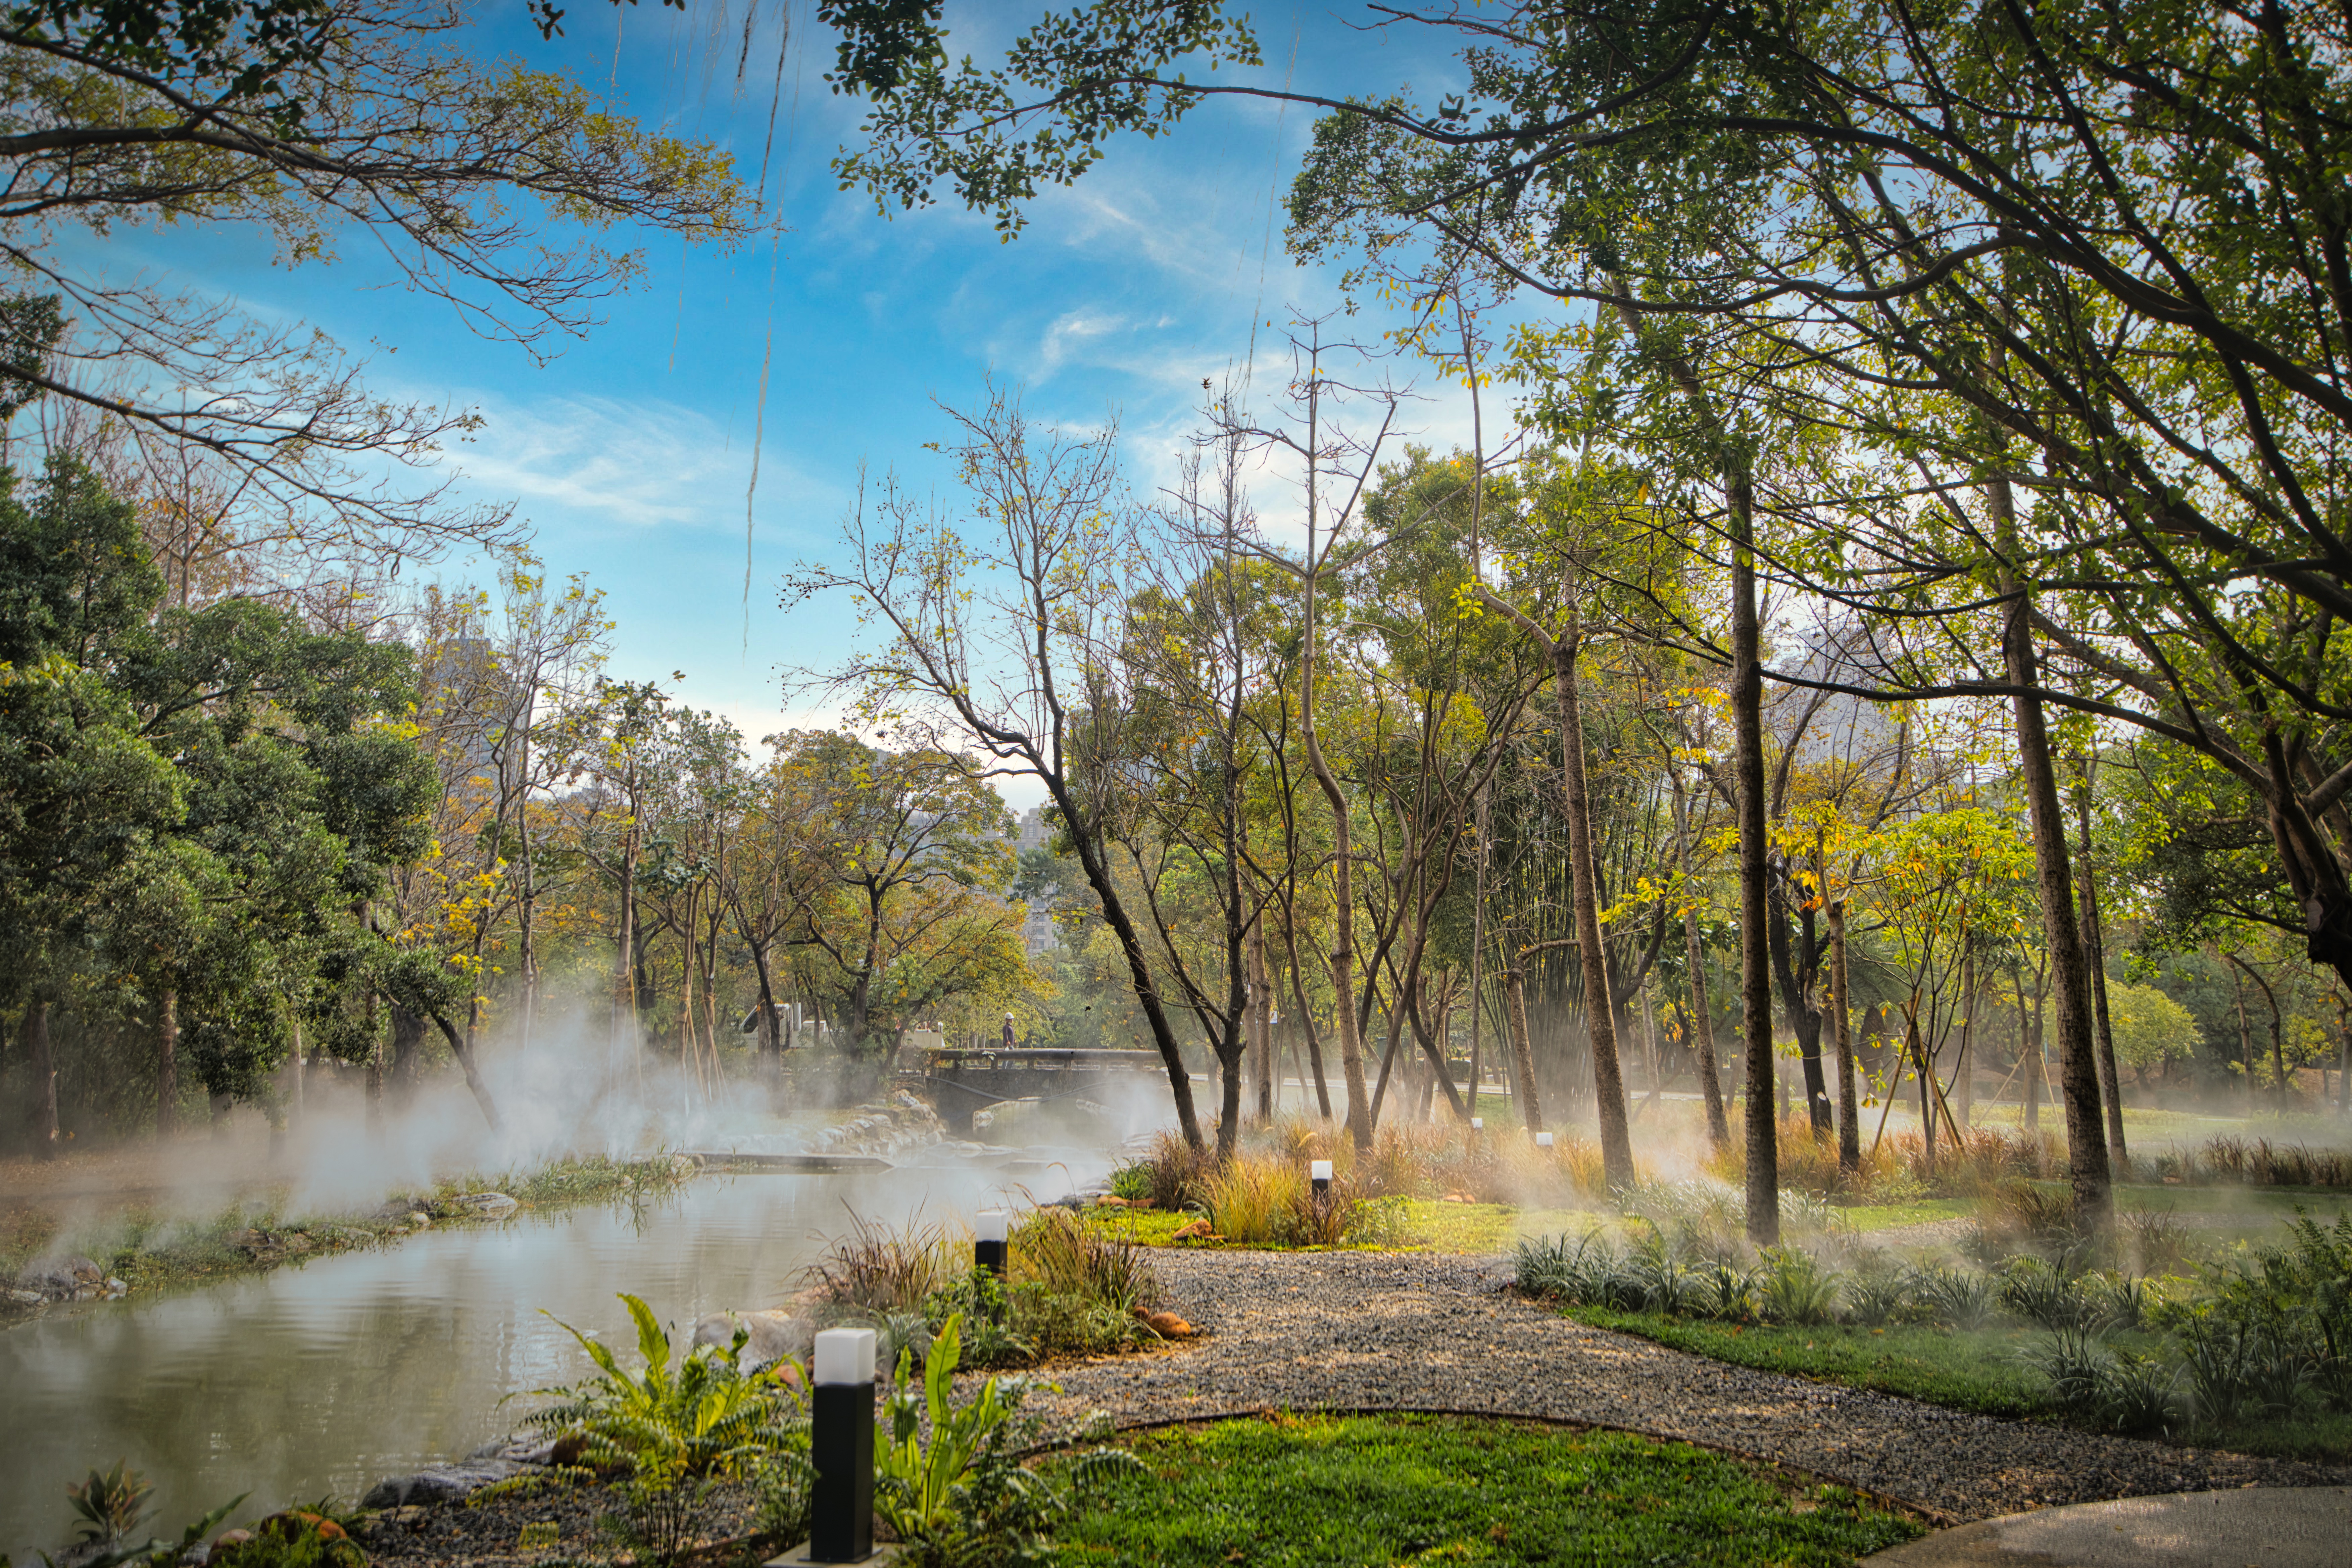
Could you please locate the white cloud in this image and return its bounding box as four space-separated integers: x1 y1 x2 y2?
444 391 843 535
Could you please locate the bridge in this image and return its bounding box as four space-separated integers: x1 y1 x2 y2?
912 1047 1171 1134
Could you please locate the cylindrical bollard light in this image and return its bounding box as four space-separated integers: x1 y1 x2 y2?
809 1327 876 1563
1535 1131 1554 1149
1309 1159 1333 1197
974 1209 1008 1279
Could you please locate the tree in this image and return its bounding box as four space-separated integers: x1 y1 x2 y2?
5 0 760 576
788 393 1211 1149
779 733 1021 1058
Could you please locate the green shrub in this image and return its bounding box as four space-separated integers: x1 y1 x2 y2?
64 1462 152 1547
875 1314 1067 1568
1999 1258 2094 1329
1756 1247 1841 1326
802 1214 962 1315
1844 1268 1911 1328
522 1293 805 1567
1913 1266 1998 1330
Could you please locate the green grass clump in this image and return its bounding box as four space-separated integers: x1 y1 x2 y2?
1565 1310 2057 1417
1047 1413 1924 1567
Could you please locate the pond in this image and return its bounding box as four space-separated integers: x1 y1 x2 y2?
0 1150 1109 1563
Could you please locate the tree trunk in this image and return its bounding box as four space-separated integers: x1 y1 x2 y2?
1465 786 1492 1132
1680 819 1730 1153
1990 471 2112 1238
2022 967 2045 1131
747 938 782 1078
1829 901 1860 1170
2074 780 2128 1168
1504 966 1545 1133
1302 572 1372 1152
24 997 57 1156
1284 925 1333 1120
1551 625 1634 1189
1911 1003 1935 1171
615 792 639 1076
1956 946 1975 1133
429 1012 505 1132
157 986 179 1137
1766 877 1832 1139
1731 468 1779 1245
364 987 383 1134
1248 906 1273 1122
388 1004 428 1107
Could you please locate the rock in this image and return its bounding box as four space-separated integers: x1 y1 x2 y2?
257 1512 346 1543
359 1460 529 1509
405 1212 431 1228
1136 1309 1195 1338
693 1310 812 1372
467 1436 558 1465
1171 1219 1215 1241
8 1289 43 1305
453 1192 519 1218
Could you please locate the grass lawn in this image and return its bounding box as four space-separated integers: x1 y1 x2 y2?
1048 1412 1926 1567
1558 1307 2352 1464
1830 1197 1976 1232
1560 1310 2060 1418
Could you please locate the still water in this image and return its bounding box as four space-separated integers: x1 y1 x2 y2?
0 1156 1101 1562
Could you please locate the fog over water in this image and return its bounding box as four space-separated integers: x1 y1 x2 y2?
0 1108 1117 1563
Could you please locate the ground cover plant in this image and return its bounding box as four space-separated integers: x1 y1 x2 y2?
799 1207 1169 1367
1044 1413 1925 1567
1515 1209 2352 1462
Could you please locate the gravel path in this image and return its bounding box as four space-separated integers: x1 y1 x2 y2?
1026 1249 2351 1525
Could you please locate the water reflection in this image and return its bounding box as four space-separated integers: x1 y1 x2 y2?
0 1158 1096 1562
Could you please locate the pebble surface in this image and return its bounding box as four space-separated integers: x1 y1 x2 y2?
1024 1248 2352 1524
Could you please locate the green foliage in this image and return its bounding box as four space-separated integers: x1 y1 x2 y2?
60 1495 247 1568
2107 984 2203 1073
1755 1247 1841 1326
210 1513 365 1568
874 1314 1064 1568
1049 1414 1923 1567
523 1292 806 1567
63 1461 151 1545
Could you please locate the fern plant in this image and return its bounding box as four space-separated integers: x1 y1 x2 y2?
522 1293 806 1566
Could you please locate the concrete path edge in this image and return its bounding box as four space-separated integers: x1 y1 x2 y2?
1858 1485 2352 1567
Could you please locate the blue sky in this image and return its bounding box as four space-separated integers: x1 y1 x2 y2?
139 2 1533 789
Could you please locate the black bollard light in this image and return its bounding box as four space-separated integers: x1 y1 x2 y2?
807 1327 876 1563
974 1209 1008 1280
1310 1159 1333 1197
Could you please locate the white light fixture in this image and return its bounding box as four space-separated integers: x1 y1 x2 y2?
813 1327 876 1387
1535 1131 1555 1148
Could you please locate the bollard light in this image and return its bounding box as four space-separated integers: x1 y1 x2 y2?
1535 1131 1554 1149
1309 1159 1333 1196
974 1209 1009 1279
808 1328 877 1563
